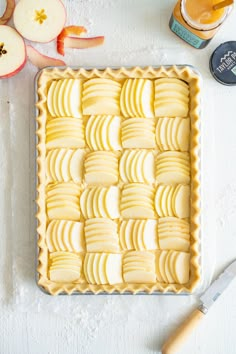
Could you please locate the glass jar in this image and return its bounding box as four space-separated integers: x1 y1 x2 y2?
169 0 233 49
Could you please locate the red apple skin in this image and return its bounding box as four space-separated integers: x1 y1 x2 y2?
26 45 66 69
0 25 27 79
0 56 27 79
57 25 87 56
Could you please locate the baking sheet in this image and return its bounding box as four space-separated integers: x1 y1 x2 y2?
35 65 201 295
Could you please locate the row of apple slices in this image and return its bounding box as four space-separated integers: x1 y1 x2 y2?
45 217 189 254
46 220 85 253
46 148 85 183
155 184 190 219
46 182 81 221
47 79 83 118
154 78 189 118
119 150 155 184
82 79 122 116
158 217 190 252
156 117 190 152
84 218 120 253
80 186 120 219
156 151 190 184
46 77 189 118
119 220 158 251
120 79 154 118
123 251 156 283
156 250 190 284
49 252 82 283
49 250 190 284
85 115 122 151
46 118 85 149
83 253 123 285
121 183 155 219
121 118 156 149
84 151 119 185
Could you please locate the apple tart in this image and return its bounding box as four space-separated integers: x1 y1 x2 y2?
36 66 200 295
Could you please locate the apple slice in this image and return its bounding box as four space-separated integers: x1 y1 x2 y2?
123 251 156 283
69 149 85 183
26 45 65 69
0 0 15 25
132 220 142 250
143 220 158 250
105 254 123 284
84 254 96 284
154 185 166 217
0 25 26 78
13 0 66 43
98 254 109 284
57 25 87 56
173 251 190 284
46 220 57 252
64 36 104 50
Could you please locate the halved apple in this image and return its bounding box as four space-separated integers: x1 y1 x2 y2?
13 0 66 43
0 25 26 78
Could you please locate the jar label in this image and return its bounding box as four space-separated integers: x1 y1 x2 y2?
170 18 205 49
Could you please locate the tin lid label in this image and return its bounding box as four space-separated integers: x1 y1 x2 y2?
210 41 236 85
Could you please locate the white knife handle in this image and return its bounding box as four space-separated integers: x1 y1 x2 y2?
161 309 205 354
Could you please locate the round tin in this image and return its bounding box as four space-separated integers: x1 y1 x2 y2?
210 41 236 86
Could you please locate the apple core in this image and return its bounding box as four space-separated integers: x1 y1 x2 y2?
34 9 47 25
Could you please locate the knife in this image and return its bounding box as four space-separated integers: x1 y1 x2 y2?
162 259 236 354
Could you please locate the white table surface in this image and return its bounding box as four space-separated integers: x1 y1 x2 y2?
0 1 236 353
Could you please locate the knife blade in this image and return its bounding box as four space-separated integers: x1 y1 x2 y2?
199 259 236 314
162 259 236 354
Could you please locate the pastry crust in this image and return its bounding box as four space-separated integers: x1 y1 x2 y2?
36 66 201 295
